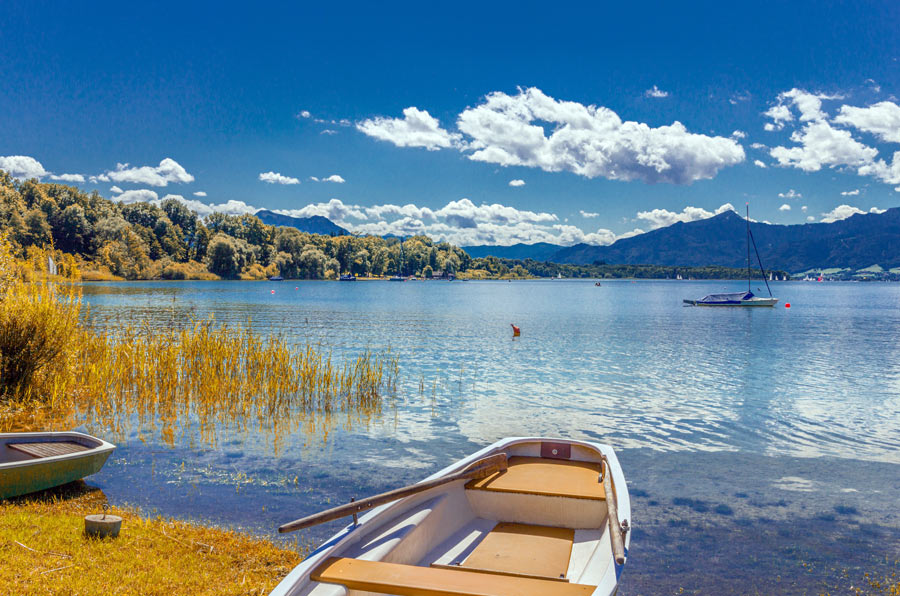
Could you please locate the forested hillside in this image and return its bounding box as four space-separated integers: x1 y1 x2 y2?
0 171 471 280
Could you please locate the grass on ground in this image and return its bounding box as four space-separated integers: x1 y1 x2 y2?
0 483 304 595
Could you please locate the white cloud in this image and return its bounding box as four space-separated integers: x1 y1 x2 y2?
277 198 368 222
644 85 669 98
357 107 461 151
731 130 747 139
841 189 860 196
770 120 877 172
321 129 338 135
259 171 300 185
49 173 85 183
833 101 900 143
113 189 159 204
193 191 207 197
820 204 886 223
580 210 600 218
508 179 525 187
0 155 48 180
778 189 802 199
456 87 745 184
635 203 735 230
103 158 194 187
750 142 767 150
765 90 900 190
110 186 123 194
298 110 311 118
807 216 815 221
322 174 345 183
779 204 791 211
801 205 808 212
754 160 767 168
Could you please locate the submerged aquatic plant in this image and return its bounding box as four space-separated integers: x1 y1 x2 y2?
0 236 400 446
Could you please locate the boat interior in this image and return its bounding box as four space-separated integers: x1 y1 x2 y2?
295 440 620 596
0 433 99 465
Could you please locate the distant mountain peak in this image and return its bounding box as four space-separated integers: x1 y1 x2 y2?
254 209 348 235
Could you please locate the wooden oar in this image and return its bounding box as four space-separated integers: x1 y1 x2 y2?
600 454 627 565
278 452 508 534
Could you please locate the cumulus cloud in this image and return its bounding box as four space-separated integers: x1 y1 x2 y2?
456 87 745 184
319 174 345 183
508 179 525 187
320 129 338 135
807 216 815 221
634 203 735 230
359 87 744 184
802 205 808 212
778 189 802 199
110 186 123 194
754 160 767 168
298 110 311 118
193 191 207 197
820 204 886 223
278 198 368 222
102 158 194 187
644 85 669 98
580 210 600 218
259 171 300 185
750 142 767 150
766 90 900 189
731 130 747 139
49 173 85 183
357 107 461 151
841 189 860 196
833 101 900 143
0 155 49 180
113 189 159 204
779 204 791 211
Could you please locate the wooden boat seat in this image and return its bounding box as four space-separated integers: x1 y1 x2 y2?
437 522 574 581
465 456 606 501
8 442 90 459
311 556 596 596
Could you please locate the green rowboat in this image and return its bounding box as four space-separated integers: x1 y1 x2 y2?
0 431 115 499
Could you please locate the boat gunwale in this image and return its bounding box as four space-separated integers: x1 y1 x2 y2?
0 431 116 470
269 436 630 596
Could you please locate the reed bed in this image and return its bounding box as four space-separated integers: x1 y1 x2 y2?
0 237 399 445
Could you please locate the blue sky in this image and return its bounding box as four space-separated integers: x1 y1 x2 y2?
2 0 899 246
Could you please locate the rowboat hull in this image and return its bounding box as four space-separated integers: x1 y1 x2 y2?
0 431 115 499
271 437 630 596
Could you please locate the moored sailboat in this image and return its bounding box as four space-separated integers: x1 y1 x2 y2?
684 204 778 307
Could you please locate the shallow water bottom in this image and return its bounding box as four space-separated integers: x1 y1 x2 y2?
87 436 900 595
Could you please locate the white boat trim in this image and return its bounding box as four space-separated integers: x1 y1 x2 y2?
270 436 630 596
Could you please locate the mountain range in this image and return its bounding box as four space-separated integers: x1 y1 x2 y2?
466 208 900 273
254 209 348 236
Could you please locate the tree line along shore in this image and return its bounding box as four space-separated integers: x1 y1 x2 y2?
0 171 787 282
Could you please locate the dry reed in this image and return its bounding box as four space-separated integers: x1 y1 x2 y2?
0 236 399 446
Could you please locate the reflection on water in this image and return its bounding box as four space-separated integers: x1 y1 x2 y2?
78 279 900 593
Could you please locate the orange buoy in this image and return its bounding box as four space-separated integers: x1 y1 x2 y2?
511 324 520 337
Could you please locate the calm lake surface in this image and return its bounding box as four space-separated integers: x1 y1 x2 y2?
79 279 900 594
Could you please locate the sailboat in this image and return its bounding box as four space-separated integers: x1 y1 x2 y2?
684 205 778 307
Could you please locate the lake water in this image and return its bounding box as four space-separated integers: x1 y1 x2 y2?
78 279 900 594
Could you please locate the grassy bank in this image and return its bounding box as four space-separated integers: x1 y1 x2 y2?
0 483 303 595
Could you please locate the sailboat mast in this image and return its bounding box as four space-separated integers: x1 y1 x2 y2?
746 203 751 292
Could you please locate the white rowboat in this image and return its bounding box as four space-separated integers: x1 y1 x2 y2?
0 431 115 499
271 436 630 596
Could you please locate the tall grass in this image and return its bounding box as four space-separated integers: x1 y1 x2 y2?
0 236 399 445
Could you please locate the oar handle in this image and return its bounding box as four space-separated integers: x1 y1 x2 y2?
278 453 508 534
601 454 628 565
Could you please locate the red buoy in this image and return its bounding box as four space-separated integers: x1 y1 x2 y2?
271 289 275 294
511 324 520 337
785 303 791 308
